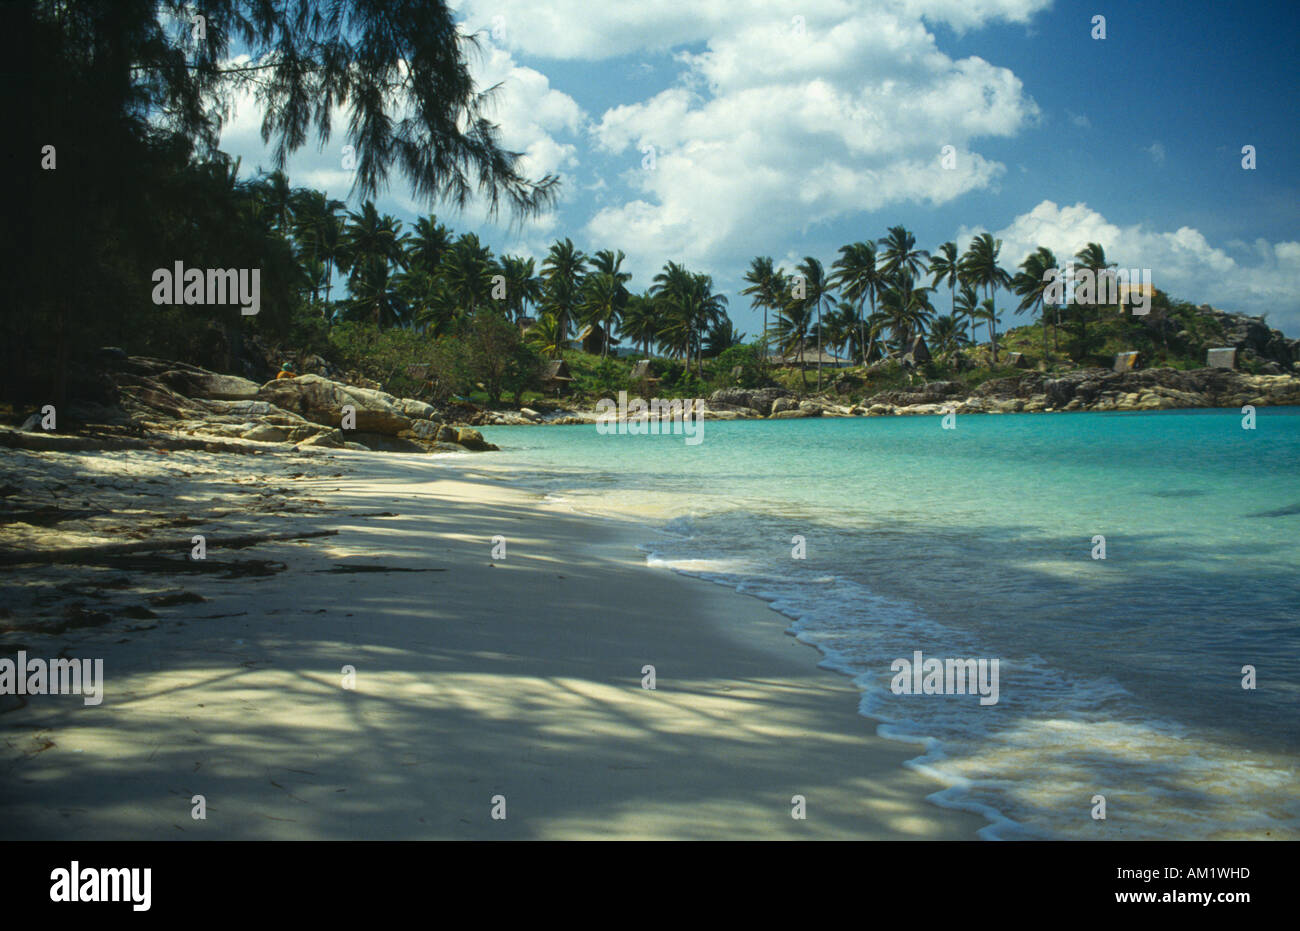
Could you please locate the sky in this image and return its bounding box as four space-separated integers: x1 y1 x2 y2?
217 0 1300 337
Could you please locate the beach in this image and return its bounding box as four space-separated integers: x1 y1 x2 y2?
0 445 984 840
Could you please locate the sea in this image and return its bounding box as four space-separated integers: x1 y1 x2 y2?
478 407 1300 839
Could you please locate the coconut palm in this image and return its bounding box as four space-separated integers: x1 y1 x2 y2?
579 272 627 359
879 226 931 284
955 283 982 347
1013 246 1058 358
959 233 1012 364
878 280 936 353
541 238 588 344
830 241 883 364
497 254 542 324
928 314 969 356
741 256 784 364
526 313 566 359
795 256 836 390
976 297 1003 364
620 291 659 357
928 241 961 321
439 233 496 316
774 293 814 388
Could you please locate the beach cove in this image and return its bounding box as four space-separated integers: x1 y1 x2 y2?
0 443 984 840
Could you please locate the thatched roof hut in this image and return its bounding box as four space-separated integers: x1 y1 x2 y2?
1118 282 1155 315
903 336 931 365
629 359 660 387
541 359 573 392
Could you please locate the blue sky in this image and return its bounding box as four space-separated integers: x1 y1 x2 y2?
219 0 1300 335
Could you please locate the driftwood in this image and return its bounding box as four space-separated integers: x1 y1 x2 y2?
0 529 338 568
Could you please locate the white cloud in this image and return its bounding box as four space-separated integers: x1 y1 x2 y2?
1143 141 1166 165
583 6 1037 284
980 201 1300 328
452 0 1052 60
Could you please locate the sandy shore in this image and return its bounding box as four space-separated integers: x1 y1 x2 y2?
0 445 984 839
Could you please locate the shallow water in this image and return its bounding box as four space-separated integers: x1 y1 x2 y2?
480 407 1300 839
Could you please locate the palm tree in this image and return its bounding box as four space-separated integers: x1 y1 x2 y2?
878 225 930 315
741 256 784 365
955 283 982 348
774 291 814 387
830 241 882 364
959 233 1012 364
439 233 496 317
526 313 566 359
579 272 627 359
1013 246 1058 358
406 216 454 273
703 319 745 358
620 291 659 357
824 301 861 362
541 238 588 344
341 201 409 327
498 254 542 323
928 314 968 356
976 298 1003 363
928 241 961 322
290 189 346 309
879 280 936 354
795 256 835 390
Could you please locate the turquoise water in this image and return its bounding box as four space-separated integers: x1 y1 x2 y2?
480 408 1300 839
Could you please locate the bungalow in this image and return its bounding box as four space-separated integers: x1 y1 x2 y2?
541 359 573 394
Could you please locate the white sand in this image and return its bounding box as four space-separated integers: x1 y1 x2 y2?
0 447 984 839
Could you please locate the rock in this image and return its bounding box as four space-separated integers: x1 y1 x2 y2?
771 396 800 415
436 424 459 443
349 432 428 453
866 404 895 416
241 424 289 442
455 427 498 451
771 409 811 419
162 370 262 401
397 398 438 421
797 400 824 416
519 408 542 421
285 425 325 443
257 374 413 434
344 442 370 451
408 420 445 441
298 428 346 449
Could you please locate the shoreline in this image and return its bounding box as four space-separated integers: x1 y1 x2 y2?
0 446 986 839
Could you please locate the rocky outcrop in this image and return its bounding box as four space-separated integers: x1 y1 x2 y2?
93 354 498 454
1194 305 1300 372
257 374 413 434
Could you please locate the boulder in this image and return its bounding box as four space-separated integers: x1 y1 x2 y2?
408 420 445 441
771 409 811 419
297 428 345 449
397 398 438 421
455 428 498 451
257 374 412 434
241 424 289 442
161 370 261 401
349 432 429 453
436 424 459 443
771 396 800 415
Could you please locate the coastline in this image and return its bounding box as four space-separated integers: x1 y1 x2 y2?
0 446 985 840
